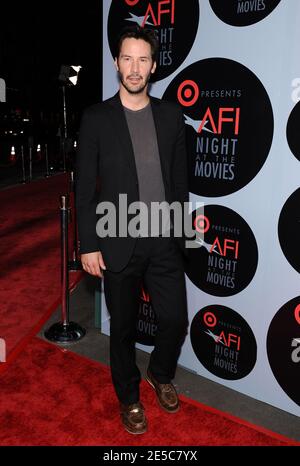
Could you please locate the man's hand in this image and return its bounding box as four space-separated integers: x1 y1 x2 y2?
80 251 106 278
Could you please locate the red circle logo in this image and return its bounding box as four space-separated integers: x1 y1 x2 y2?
203 311 217 328
177 80 199 107
194 214 210 234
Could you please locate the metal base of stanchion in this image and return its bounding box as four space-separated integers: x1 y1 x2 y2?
44 321 86 343
68 260 82 271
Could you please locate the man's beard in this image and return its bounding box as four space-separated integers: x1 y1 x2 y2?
119 71 151 95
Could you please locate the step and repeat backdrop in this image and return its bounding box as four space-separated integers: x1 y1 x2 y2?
100 0 300 416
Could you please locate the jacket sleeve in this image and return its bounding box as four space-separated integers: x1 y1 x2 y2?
172 106 189 255
173 107 189 205
75 108 100 254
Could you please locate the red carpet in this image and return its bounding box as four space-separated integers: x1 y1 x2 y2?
0 175 83 360
0 336 298 447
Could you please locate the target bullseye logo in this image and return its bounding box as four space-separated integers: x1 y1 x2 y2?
190 305 257 380
108 0 200 81
203 311 217 327
194 214 210 234
177 80 199 107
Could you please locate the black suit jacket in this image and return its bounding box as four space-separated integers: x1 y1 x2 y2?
76 92 189 272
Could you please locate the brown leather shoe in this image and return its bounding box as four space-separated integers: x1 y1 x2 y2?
146 369 180 413
120 401 147 434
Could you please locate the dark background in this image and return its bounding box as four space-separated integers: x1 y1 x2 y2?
0 1 103 121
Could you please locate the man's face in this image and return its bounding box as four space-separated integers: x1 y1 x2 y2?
115 38 156 95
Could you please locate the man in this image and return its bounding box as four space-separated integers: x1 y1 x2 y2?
76 26 189 435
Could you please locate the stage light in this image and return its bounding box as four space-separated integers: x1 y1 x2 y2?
58 65 82 86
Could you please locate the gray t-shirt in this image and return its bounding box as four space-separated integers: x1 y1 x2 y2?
124 102 171 236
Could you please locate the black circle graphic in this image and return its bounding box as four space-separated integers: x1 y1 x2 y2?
267 296 300 407
287 101 300 162
190 305 257 380
185 204 258 297
209 0 281 27
107 0 199 82
163 58 274 197
278 188 300 274
135 286 157 345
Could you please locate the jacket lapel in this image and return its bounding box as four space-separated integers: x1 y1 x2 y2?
150 97 169 192
107 93 138 182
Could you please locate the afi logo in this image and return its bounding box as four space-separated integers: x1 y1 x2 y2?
217 331 241 350
210 237 239 259
177 80 240 135
125 0 175 26
197 107 240 135
205 325 241 350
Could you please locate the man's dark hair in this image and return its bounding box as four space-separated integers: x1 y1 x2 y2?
115 26 159 62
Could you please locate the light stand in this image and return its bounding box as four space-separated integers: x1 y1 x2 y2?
62 84 67 172
58 65 82 172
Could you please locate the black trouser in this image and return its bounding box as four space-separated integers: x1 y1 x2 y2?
103 236 188 405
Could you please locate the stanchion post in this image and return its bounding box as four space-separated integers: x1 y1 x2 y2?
68 171 82 271
44 194 85 343
61 194 69 325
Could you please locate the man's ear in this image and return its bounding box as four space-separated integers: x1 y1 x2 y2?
114 58 119 72
151 61 157 74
